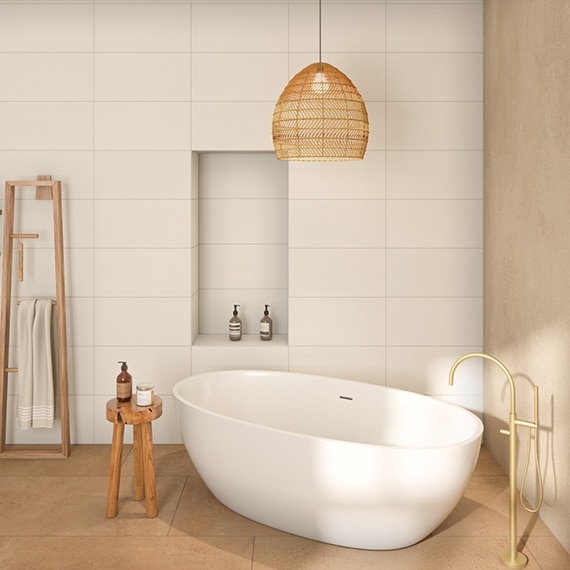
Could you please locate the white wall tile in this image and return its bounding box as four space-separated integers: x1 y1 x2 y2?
94 347 191 396
387 53 483 101
67 347 94 396
289 52 385 103
0 4 93 52
290 249 385 297
191 336 289 376
0 54 93 101
0 103 93 150
67 298 94 348
387 3 483 53
94 298 191 347
387 249 482 297
200 244 287 291
289 298 385 347
387 346 483 395
94 151 191 200
290 200 385 248
288 151 385 199
387 102 483 150
192 102 274 151
94 249 191 297
95 54 191 101
290 3 386 53
95 102 191 150
192 53 288 102
365 102 387 151
95 3 191 52
192 3 288 53
387 297 483 346
199 152 287 199
387 199 482 248
387 151 483 199
0 151 93 200
199 199 287 244
199 290 288 336
290 347 386 384
94 200 191 249
65 199 95 249
191 245 199 296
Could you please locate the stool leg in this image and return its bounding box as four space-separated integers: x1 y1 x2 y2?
133 423 145 501
106 422 125 518
140 422 158 518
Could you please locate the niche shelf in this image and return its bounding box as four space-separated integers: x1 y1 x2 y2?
191 152 288 372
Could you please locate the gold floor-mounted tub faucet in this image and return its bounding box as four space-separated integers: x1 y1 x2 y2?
449 353 543 569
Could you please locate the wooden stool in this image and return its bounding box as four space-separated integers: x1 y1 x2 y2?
105 396 162 518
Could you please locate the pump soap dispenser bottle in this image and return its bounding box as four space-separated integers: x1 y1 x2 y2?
116 361 132 403
260 304 273 341
229 304 242 341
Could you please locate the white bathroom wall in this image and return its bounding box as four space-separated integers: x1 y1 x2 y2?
0 0 482 445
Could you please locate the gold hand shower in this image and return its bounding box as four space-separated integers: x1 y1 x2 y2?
449 352 543 569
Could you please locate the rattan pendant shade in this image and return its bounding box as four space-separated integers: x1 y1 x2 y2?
272 62 369 161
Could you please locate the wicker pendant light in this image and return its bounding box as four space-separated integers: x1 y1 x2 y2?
272 1 369 161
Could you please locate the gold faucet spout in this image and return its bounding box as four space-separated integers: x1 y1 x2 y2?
448 352 517 416
449 352 530 569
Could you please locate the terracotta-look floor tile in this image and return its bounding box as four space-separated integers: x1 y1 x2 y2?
252 535 542 570
472 446 505 477
122 443 198 477
0 475 185 536
169 475 287 538
0 536 253 570
524 536 570 569
437 475 552 538
0 444 125 477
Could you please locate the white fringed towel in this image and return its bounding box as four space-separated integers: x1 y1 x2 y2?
17 299 55 429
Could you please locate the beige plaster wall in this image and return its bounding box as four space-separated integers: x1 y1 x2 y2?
485 0 570 552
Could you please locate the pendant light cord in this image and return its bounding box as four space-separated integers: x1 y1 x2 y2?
318 0 322 63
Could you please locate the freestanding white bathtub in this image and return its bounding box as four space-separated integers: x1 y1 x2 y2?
173 370 483 550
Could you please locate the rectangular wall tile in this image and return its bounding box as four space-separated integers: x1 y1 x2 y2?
387 346 483 395
387 249 482 297
192 102 274 151
0 4 93 51
290 200 385 248
94 151 191 200
387 53 483 101
387 199 482 248
0 54 93 101
95 54 191 101
387 150 483 199
95 102 191 150
200 244 287 291
192 53 288 102
199 152 287 199
387 3 483 52
290 249 385 298
95 3 191 52
288 151 385 200
94 298 191 347
200 199 287 245
387 102 483 150
289 347 386 384
387 298 483 346
94 249 191 297
0 103 92 150
192 3 288 52
289 298 385 347
94 200 191 249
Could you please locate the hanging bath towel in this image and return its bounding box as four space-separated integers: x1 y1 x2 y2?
17 299 55 429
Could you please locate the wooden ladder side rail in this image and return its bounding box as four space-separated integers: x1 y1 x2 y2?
0 179 70 459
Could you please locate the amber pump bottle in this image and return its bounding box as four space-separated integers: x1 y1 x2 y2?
116 361 132 402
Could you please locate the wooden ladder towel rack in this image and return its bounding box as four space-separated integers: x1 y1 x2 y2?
0 177 70 458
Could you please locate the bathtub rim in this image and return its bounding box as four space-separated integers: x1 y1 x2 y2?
173 369 484 451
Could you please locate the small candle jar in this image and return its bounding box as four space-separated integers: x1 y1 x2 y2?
136 383 154 406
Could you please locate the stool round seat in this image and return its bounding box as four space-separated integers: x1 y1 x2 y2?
105 396 162 519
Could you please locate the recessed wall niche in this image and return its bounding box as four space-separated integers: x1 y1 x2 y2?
191 152 288 348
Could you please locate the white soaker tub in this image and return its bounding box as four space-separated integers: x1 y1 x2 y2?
173 370 483 550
